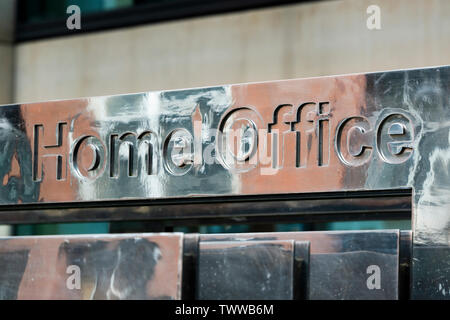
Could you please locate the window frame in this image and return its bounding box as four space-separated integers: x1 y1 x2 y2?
15 0 309 43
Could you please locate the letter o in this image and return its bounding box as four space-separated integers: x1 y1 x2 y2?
71 135 106 180
216 107 263 173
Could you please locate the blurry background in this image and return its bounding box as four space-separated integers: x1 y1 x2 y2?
1 0 449 236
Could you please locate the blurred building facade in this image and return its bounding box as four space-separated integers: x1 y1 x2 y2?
6 0 450 104
0 0 15 236
0 0 449 235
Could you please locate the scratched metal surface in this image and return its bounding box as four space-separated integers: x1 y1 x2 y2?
0 233 183 299
0 65 449 298
201 230 400 300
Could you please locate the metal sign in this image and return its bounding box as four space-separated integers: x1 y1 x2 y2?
0 233 183 299
0 65 449 298
197 240 310 300
201 230 400 300
0 68 428 204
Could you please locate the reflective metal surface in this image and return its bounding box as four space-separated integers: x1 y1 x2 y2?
0 190 411 224
0 65 449 298
197 240 309 300
201 230 400 300
399 230 412 300
0 233 183 299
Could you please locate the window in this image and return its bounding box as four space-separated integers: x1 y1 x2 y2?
16 0 303 42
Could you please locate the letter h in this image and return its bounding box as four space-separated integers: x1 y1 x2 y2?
33 122 68 182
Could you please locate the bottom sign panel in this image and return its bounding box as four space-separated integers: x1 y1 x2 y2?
200 230 400 300
197 240 309 300
412 245 450 299
0 233 183 300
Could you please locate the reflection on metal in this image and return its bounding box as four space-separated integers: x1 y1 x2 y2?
0 233 183 299
201 230 400 300
197 240 309 300
0 231 407 300
413 245 450 299
0 190 411 224
0 65 449 298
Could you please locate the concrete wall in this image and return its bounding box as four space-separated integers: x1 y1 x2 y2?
13 0 450 104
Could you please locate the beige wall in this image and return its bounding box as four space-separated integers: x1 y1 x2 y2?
12 0 450 104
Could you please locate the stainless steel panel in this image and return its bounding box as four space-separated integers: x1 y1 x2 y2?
197 240 309 300
0 233 183 299
0 66 442 205
201 230 400 300
0 65 449 298
413 245 450 299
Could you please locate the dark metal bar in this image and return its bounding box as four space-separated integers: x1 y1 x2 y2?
293 241 310 300
399 230 412 300
0 191 411 224
182 233 199 300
